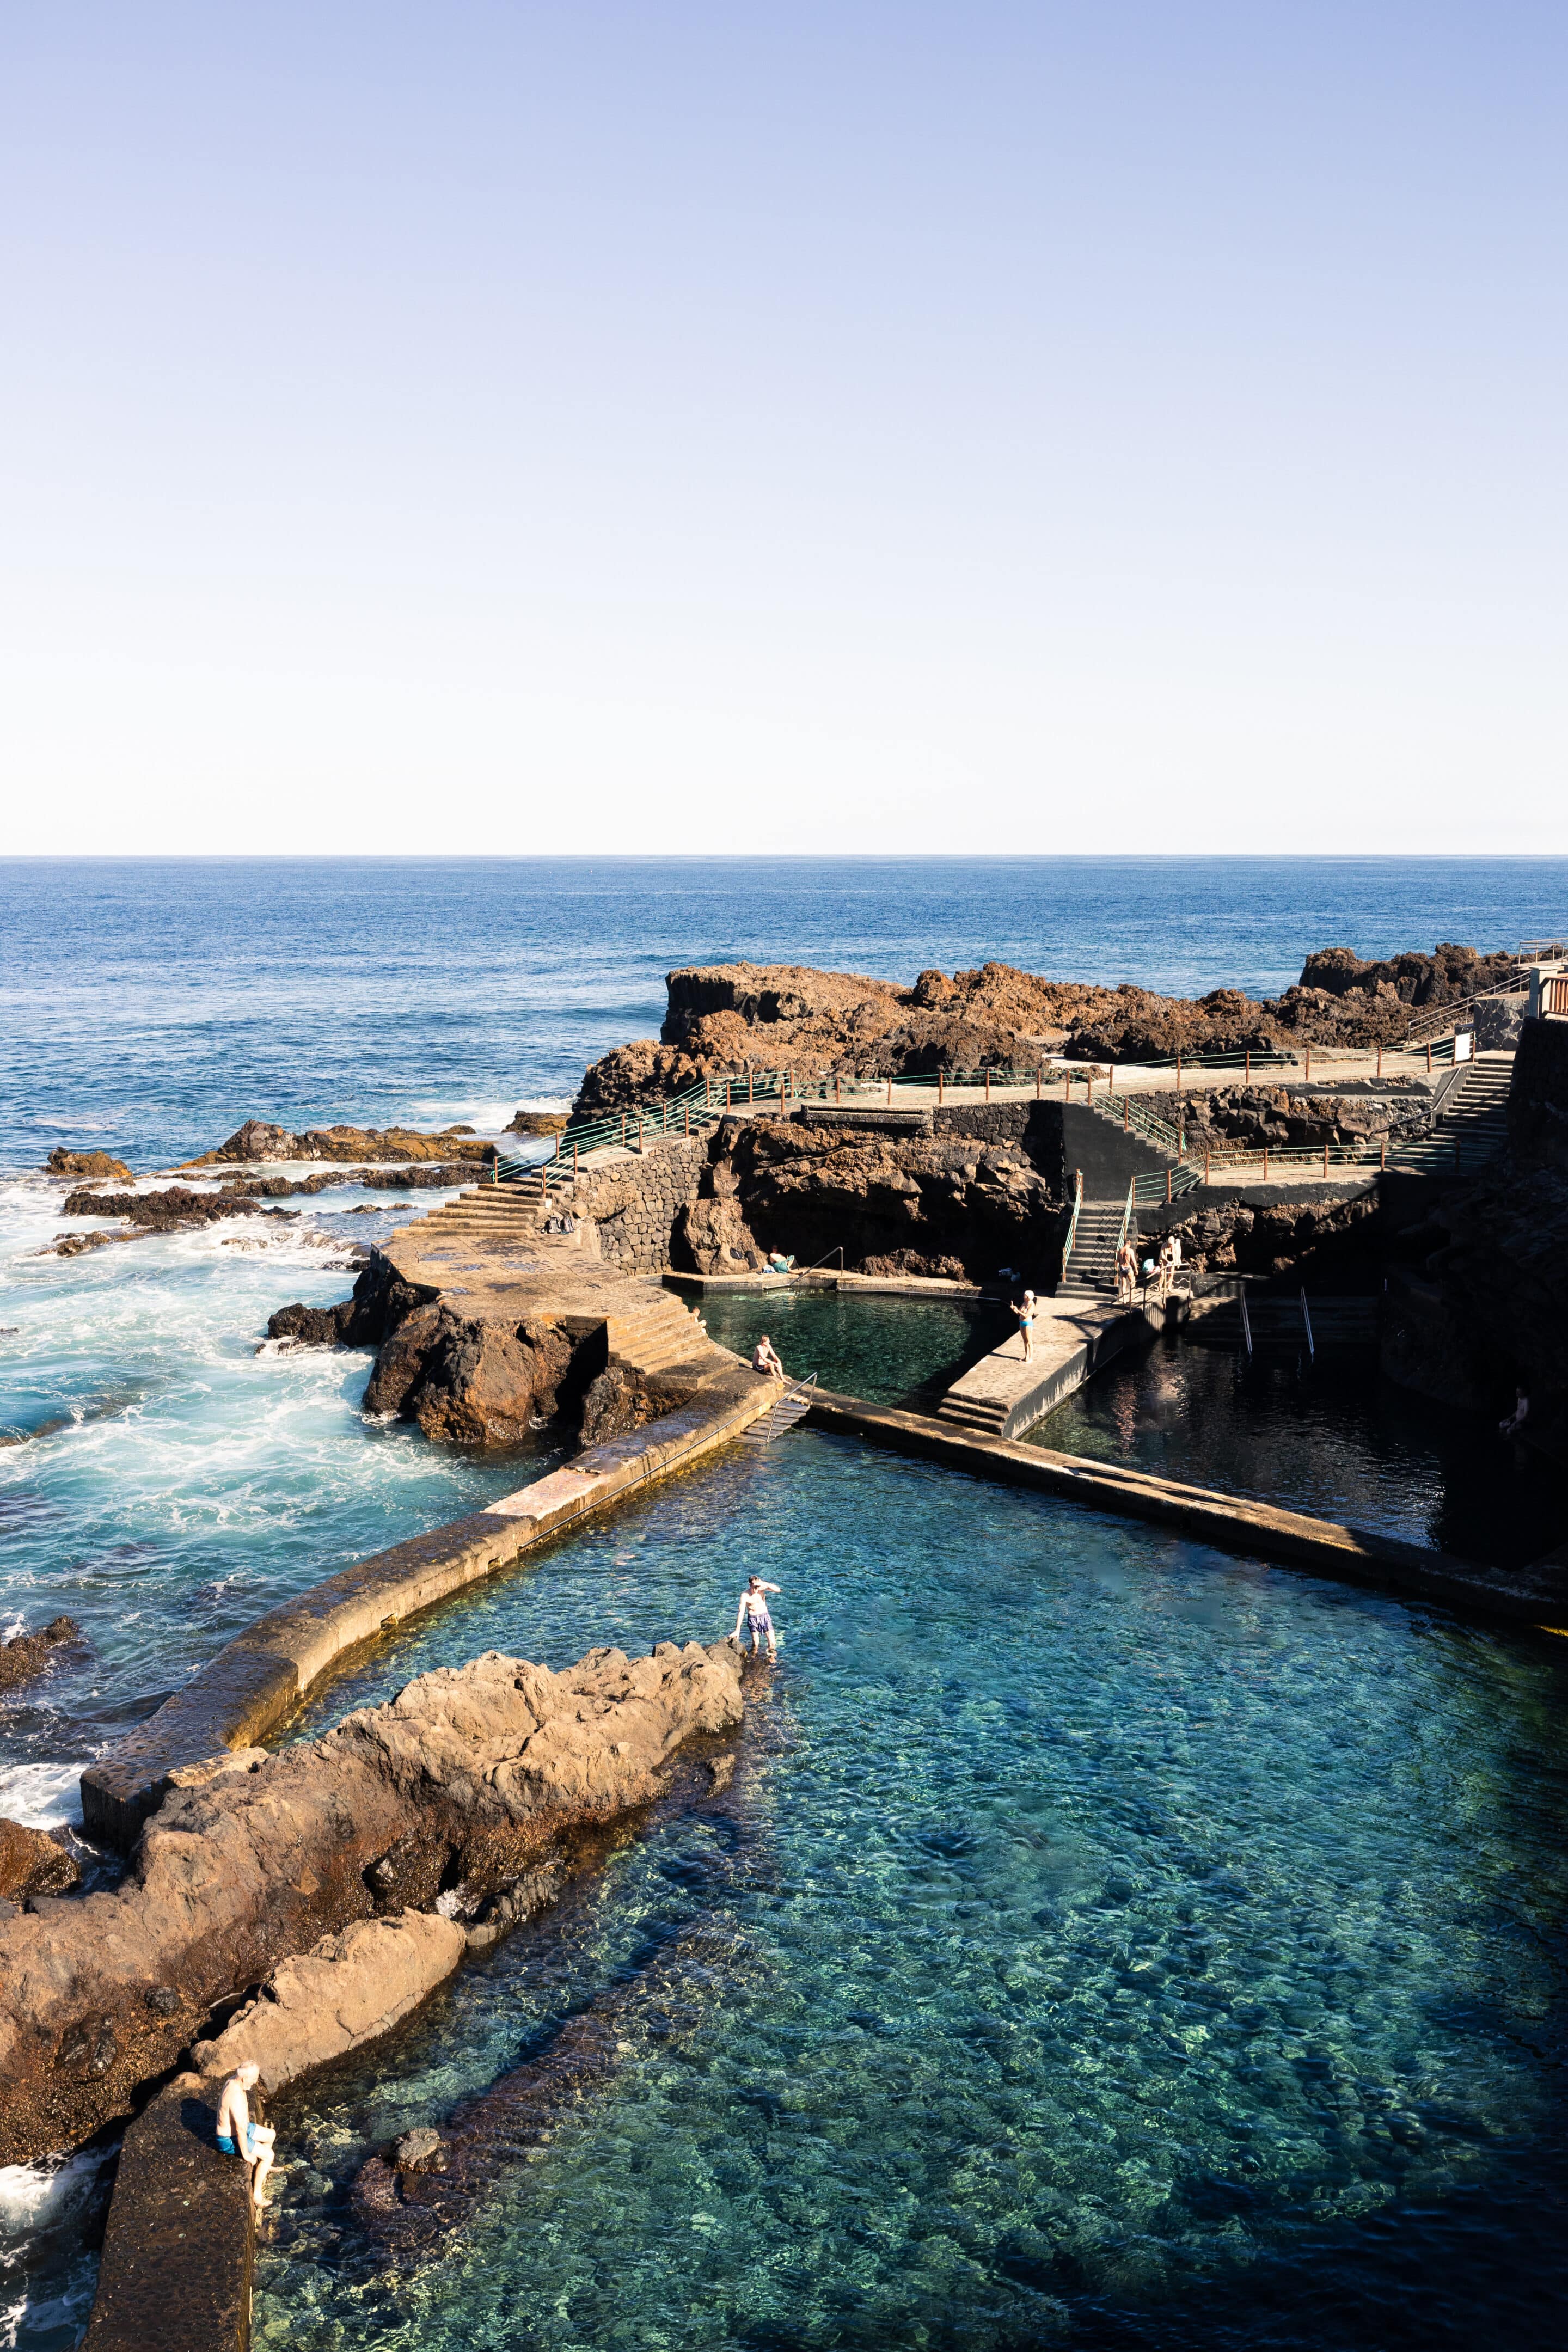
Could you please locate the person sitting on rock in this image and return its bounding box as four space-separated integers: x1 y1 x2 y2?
216 2061 276 2213
751 1334 785 1379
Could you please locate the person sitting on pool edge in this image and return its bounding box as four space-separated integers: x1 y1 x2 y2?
751 1334 785 1379
216 2061 276 2212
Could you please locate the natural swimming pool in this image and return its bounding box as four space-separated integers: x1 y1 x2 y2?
252 1432 1568 2351
689 1285 1007 1407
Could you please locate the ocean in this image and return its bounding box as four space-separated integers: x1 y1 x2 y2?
2 857 1567 2351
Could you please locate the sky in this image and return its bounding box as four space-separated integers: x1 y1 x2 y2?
1 3 1564 855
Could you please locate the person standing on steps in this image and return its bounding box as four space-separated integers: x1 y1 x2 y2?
1115 1240 1137 1305
216 2061 276 2213
1012 1289 1037 1362
752 1334 785 1379
732 1575 781 1658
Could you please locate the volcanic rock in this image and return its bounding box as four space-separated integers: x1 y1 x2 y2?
505 1110 571 1136
0 1819 81 1906
192 1910 467 2092
0 1615 80 1697
45 1149 134 1181
360 1304 579 1444
672 1116 1062 1286
574 945 1533 1113
186 1120 497 1167
0 1637 745 2164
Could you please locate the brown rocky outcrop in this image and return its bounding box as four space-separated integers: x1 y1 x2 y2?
0 1614 79 1696
0 1818 81 1906
0 1637 745 2164
671 1115 1062 1285
192 1910 468 2091
45 1148 134 1181
575 946 1527 1113
361 1306 579 1443
184 1120 497 1168
506 1109 570 1136
267 1250 432 1352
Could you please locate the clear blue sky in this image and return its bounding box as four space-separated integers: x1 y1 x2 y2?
2 3 1563 852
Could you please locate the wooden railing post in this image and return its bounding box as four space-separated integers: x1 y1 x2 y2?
936 1070 942 1105
1426 1042 1432 1075
1305 1044 1312 1081
1204 1144 1210 1181
985 1068 991 1101
1323 1142 1328 1177
1123 1099 1129 1132
1245 1049 1251 1080
1166 1167 1172 1203
1036 1063 1042 1098
1376 1042 1382 1080
1263 1146 1269 1179
573 1141 579 1176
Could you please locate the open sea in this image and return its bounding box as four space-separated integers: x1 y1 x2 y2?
2 857 1567 2351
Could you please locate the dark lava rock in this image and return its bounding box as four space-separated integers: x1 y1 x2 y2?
0 1615 80 1697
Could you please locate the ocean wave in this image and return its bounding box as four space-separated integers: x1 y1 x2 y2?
0 1759 85 1829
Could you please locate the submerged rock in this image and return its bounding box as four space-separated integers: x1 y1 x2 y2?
0 1637 744 2164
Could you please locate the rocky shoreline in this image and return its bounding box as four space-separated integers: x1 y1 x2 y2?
574 944 1534 1112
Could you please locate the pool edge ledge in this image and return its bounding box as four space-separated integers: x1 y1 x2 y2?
82 1366 780 1850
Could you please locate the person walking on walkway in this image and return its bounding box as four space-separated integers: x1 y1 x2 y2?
1012 1289 1037 1362
733 1575 781 1658
216 2062 276 2213
751 1334 785 1379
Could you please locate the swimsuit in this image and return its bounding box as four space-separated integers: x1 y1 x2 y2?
217 2124 259 2157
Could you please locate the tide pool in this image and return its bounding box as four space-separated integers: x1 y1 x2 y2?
256 1435 1568 2352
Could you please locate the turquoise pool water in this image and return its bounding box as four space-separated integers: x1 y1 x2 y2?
691 1286 1007 1406
256 1432 1568 2350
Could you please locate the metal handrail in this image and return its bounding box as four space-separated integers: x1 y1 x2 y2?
1300 1288 1314 1360
1239 1289 1254 1357
1061 1167 1084 1278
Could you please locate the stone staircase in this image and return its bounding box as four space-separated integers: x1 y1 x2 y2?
1434 1054 1513 1166
1057 1199 1125 1300
603 1290 721 1379
935 1385 1010 1438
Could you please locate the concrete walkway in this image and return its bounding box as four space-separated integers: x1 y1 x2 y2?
934 1293 1173 1441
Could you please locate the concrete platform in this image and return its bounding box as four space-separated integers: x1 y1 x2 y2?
935 1294 1168 1440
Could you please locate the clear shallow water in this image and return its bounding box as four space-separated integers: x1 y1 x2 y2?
1033 1343 1565 1571
692 1286 1008 1407
255 1436 1568 2351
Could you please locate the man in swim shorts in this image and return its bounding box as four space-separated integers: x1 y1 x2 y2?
751 1335 785 1378
216 2060 277 2212
732 1574 781 1658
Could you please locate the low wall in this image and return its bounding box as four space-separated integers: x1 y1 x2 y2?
82 1363 775 1848
805 1392 1564 1623
550 1135 707 1272
83 2073 253 2352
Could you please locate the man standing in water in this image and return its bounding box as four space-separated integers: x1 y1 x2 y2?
733 1574 781 1658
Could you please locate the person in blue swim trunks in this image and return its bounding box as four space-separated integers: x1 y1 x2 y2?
216 2061 276 2211
732 1575 781 1659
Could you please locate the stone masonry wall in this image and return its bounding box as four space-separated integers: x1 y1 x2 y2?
548 1137 708 1273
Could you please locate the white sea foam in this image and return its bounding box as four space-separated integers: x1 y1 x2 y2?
0 1761 85 1829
